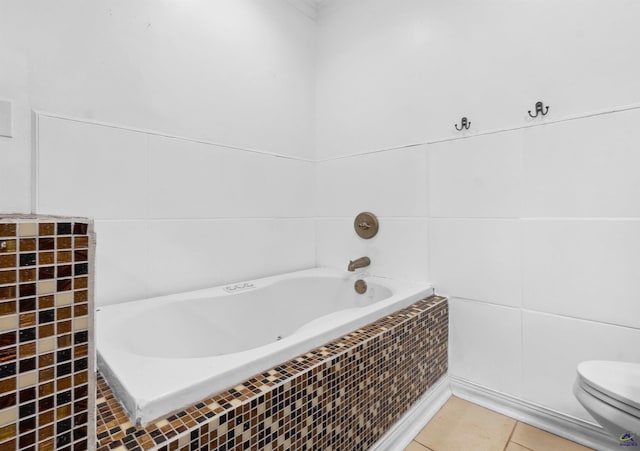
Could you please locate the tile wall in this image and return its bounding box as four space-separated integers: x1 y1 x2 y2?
36 115 316 307
430 109 640 420
315 0 640 427
315 145 431 284
0 216 94 450
96 296 448 451
316 107 640 422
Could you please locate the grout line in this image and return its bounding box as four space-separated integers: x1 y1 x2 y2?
317 101 640 162
521 217 640 221
315 216 429 220
510 435 536 451
520 308 640 331
448 296 640 332
92 217 316 222
430 217 640 221
33 110 315 163
502 421 519 451
92 216 430 223
35 101 640 165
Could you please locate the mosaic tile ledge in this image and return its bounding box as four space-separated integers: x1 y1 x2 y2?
96 295 448 451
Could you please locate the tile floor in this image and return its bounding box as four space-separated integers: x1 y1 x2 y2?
405 396 593 451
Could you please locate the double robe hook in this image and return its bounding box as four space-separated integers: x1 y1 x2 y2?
528 101 549 118
453 101 549 132
454 117 471 131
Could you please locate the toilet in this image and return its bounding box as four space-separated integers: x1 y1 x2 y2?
574 361 640 441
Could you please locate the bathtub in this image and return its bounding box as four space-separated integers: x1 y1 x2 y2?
97 267 433 426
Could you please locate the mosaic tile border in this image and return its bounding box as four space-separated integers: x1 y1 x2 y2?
0 216 95 451
97 295 448 451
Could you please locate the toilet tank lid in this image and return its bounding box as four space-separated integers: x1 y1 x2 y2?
577 361 640 410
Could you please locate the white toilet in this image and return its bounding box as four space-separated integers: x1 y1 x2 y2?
574 360 640 441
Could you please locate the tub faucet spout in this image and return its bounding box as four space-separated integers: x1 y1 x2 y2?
348 256 371 272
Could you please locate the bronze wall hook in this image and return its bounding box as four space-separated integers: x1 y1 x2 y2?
528 101 549 118
454 117 471 131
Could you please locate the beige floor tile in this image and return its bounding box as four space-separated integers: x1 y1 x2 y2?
505 442 532 451
405 440 432 451
414 396 516 451
511 422 593 451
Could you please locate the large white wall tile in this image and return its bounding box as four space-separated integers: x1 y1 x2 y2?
38 116 148 219
315 217 429 283
146 219 315 296
450 298 522 396
429 131 523 218
315 218 367 273
316 147 428 217
430 219 521 307
40 118 318 307
523 219 640 329
147 136 225 219
94 221 150 306
522 311 640 422
523 110 640 217
148 135 314 219
216 149 314 218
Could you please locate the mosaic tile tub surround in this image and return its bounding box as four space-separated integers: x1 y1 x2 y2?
0 216 95 451
97 296 448 450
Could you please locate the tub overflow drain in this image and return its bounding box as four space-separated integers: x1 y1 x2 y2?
355 279 367 294
276 335 282 341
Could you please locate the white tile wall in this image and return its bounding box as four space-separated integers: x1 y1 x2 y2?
38 116 316 306
147 136 226 219
315 218 366 273
522 219 640 329
94 221 151 305
315 217 429 283
147 135 314 219
429 131 523 218
214 147 314 219
94 218 315 307
38 116 149 219
522 311 640 422
523 109 640 217
430 219 521 307
426 108 640 426
145 219 315 296
316 146 428 218
449 298 522 396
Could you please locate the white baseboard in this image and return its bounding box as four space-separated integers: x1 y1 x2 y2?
450 376 620 451
371 374 452 451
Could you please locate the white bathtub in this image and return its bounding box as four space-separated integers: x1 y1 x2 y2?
97 267 433 426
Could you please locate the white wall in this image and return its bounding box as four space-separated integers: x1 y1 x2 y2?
0 0 316 212
315 147 430 282
315 0 640 427
316 0 640 159
36 115 315 306
0 0 318 305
